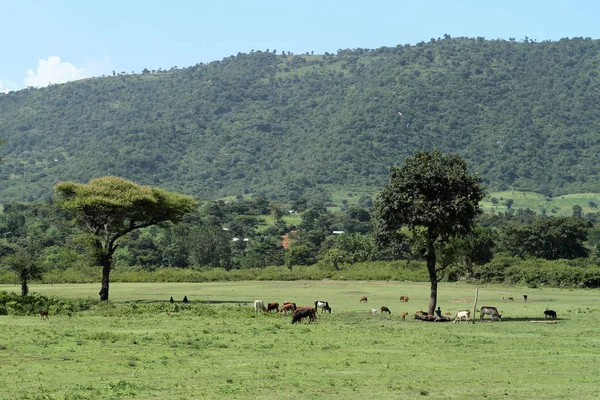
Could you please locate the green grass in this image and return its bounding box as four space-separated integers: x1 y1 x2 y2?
1 281 598 399
481 191 600 216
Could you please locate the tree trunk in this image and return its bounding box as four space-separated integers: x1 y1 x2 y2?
21 278 28 297
98 253 112 301
426 237 437 316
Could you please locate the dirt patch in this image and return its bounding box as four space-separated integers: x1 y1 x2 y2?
448 298 473 303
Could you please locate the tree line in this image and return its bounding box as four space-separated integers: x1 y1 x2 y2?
1 152 599 303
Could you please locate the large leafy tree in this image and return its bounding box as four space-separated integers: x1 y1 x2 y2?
55 176 197 300
374 150 484 315
501 216 591 260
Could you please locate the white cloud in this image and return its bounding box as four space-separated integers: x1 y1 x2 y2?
24 56 86 88
0 79 17 94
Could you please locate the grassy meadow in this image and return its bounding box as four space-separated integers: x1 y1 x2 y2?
0 281 599 399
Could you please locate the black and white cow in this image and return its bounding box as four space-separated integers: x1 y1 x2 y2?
314 300 332 313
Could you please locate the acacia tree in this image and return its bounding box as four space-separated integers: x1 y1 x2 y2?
374 150 484 315
55 176 197 301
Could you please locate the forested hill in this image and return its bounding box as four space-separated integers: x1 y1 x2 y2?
1 36 600 203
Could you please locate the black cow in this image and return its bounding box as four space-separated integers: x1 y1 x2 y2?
544 309 557 319
291 308 316 324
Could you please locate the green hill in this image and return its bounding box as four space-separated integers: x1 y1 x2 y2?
1 36 600 202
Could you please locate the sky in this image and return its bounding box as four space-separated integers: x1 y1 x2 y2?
1 0 599 93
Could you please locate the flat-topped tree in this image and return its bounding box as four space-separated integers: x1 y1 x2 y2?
55 176 198 301
374 150 484 316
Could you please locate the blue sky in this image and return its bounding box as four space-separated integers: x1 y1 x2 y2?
1 0 598 92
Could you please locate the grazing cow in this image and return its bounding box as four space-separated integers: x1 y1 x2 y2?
401 312 408 321
380 306 391 314
280 303 296 315
291 308 317 324
523 295 528 301
169 296 174 303
480 306 502 321
371 308 378 315
253 300 266 313
266 302 280 313
399 296 409 303
183 296 189 303
509 297 514 301
544 309 557 319
453 310 471 323
283 302 297 310
314 301 332 313
39 310 49 320
360 296 368 303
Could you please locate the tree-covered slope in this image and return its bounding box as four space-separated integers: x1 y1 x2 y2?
1 36 600 202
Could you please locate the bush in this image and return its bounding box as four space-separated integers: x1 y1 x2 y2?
0 291 97 316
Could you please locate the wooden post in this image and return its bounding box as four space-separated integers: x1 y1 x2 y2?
472 288 479 324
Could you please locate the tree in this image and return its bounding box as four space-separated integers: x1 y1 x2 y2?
491 197 499 207
572 204 582 218
55 176 197 300
373 150 484 315
5 248 44 296
501 216 591 260
504 199 514 210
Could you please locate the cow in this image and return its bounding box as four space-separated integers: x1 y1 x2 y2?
453 310 471 323
359 296 368 303
399 296 409 303
371 308 378 315
253 300 266 313
283 302 297 310
280 303 296 315
509 297 514 301
39 310 49 320
314 301 332 314
480 306 502 321
291 308 317 324
523 295 528 301
266 302 279 313
544 309 557 319
183 296 189 303
400 312 408 321
169 296 174 303
380 306 391 314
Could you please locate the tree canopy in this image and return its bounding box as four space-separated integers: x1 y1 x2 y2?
55 176 197 300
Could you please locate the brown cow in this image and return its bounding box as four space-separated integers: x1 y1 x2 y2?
283 302 297 310
266 302 279 313
39 310 49 320
400 312 408 321
280 303 296 315
359 296 368 303
399 296 409 303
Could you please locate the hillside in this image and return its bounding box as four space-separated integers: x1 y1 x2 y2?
1 36 600 203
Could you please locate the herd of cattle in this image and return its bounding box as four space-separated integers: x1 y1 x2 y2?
251 295 558 324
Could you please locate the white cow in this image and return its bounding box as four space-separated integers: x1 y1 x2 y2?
253 300 266 313
453 310 471 323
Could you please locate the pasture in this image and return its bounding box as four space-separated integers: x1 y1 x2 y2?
0 281 598 399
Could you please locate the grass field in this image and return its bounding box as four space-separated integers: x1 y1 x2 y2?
1 281 599 399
